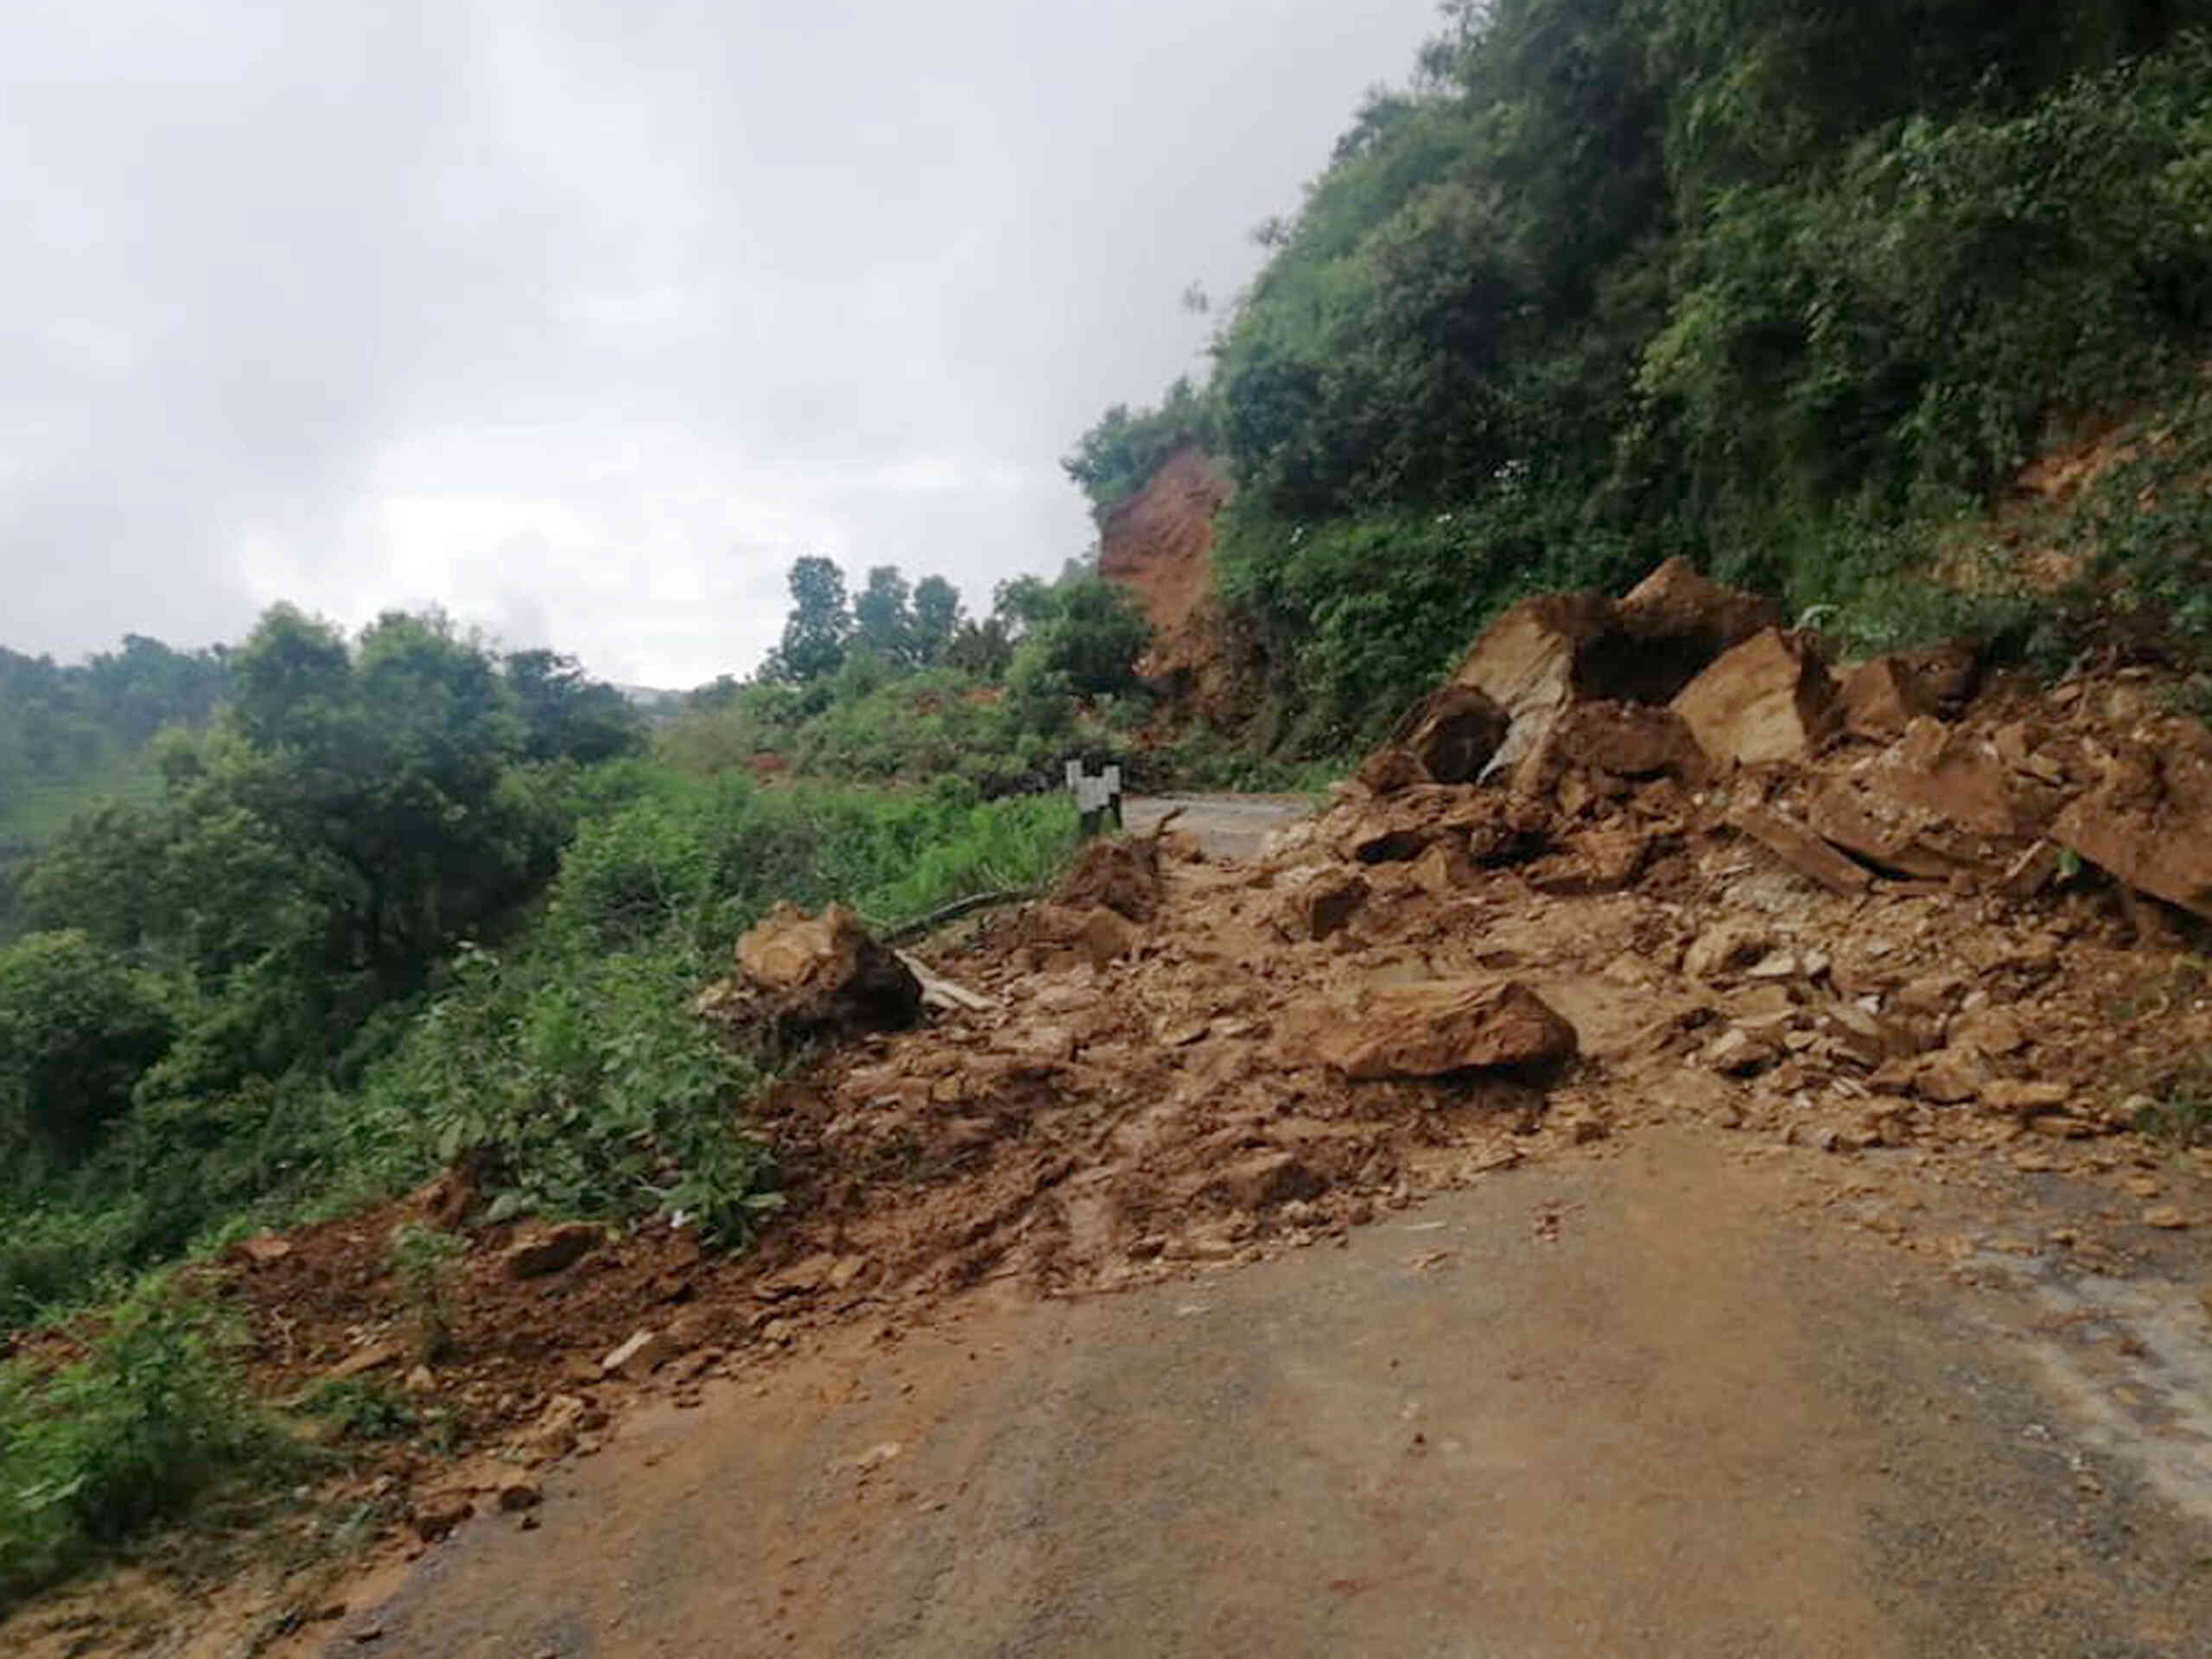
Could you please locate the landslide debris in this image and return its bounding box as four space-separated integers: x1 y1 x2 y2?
192 555 2212 1601
695 902 924 1055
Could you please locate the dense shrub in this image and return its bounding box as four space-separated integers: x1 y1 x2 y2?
0 931 173 1164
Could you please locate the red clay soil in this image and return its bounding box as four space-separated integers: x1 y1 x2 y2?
1094 442 1256 725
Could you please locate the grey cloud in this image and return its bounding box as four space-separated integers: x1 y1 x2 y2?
3 0 1441 685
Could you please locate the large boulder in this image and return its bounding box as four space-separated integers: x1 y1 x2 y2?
1452 591 1617 718
700 903 924 1050
1274 870 1371 942
1614 556 1782 664
1448 561 1783 780
1398 684 1512 785
2053 730 2212 921
1671 628 1838 770
1804 719 2030 880
1054 836 1165 923
1838 656 1936 741
1511 701 1708 804
1301 978 1578 1081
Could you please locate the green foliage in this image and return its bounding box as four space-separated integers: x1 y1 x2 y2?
912 575 964 667
2063 388 2212 658
1009 576 1152 701
0 1284 282 1608
766 556 853 683
1061 377 1215 522
386 1221 467 1362
0 639 228 945
295 1377 416 1442
1215 490 1654 746
0 931 173 1165
664 560 1155 791
853 565 918 667
505 649 647 766
1077 4 2212 733
362 939 766 1238
353 779 1075 1240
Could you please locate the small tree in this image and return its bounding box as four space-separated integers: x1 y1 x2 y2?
1028 577 1153 698
853 565 917 668
911 576 964 666
0 931 173 1162
773 557 853 683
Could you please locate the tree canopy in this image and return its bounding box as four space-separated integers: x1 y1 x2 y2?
1071 0 2212 741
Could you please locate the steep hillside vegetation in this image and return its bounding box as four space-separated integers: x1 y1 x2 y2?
1072 0 2212 747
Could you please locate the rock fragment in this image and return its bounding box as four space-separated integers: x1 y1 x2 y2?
1727 801 1873 897
1839 655 1936 741
2053 734 2212 920
1684 920 1775 981
1672 629 1838 769
501 1222 601 1281
1306 979 1578 1081
1525 829 1652 897
1276 872 1370 942
602 1328 688 1381
698 903 923 1052
1213 1151 1325 1211
1395 683 1512 785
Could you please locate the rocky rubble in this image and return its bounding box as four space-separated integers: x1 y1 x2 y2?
204 555 2212 1580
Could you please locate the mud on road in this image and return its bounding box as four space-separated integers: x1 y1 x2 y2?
326 1131 2212 1658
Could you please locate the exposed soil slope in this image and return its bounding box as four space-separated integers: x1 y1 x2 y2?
1094 442 1252 723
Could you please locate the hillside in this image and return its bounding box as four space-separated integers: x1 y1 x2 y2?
11 1 2212 1641
15 556 2212 1650
1071 1 2212 747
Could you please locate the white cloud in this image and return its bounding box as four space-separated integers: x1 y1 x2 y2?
0 0 1444 685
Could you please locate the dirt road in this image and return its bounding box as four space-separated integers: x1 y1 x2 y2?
325 1128 2212 1657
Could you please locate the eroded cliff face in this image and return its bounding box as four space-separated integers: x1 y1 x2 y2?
1095 442 1261 726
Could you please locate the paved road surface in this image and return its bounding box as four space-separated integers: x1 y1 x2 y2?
1123 793 1313 859
327 1129 2212 1657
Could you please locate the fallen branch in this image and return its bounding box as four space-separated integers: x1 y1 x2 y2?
896 950 1001 1014
880 887 1036 945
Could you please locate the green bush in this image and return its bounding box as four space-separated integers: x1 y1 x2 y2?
1215 489 1655 747
346 780 1078 1243
358 939 767 1238
0 931 173 1164
0 1285 282 1608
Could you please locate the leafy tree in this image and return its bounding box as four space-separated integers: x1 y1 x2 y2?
0 931 172 1163
853 565 916 667
1024 576 1153 699
912 576 964 665
772 556 852 683
1062 378 1215 522
505 649 645 766
990 575 1059 639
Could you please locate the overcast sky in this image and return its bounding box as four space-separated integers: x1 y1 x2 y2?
4 0 1442 687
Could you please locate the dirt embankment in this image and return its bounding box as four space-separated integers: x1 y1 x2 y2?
1094 442 1256 726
